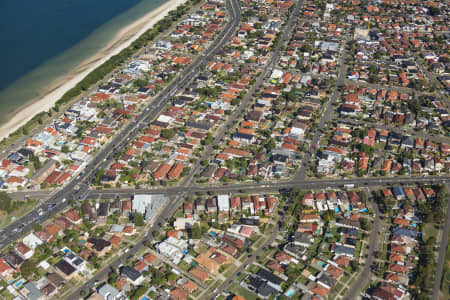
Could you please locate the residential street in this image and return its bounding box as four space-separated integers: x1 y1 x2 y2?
343 195 384 300
295 32 351 181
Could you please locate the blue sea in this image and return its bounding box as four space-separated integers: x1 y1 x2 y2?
0 0 167 123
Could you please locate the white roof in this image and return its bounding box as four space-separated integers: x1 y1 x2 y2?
166 237 188 250
271 69 283 79
217 195 230 211
132 194 164 215
157 115 173 123
39 260 50 270
23 233 43 249
174 218 197 230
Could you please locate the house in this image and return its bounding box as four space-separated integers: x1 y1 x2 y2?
332 244 355 257
30 159 57 185
0 258 14 278
16 242 33 259
132 194 165 222
87 238 112 253
5 252 24 270
47 273 64 288
120 266 143 285
97 283 124 300
217 194 230 213
256 268 283 292
247 275 278 298
97 202 109 219
189 266 209 283
55 260 76 278
64 209 82 224
317 273 337 290
194 248 230 274
392 227 417 239
41 283 57 296
170 288 188 300
183 202 194 216
392 186 405 200
292 232 313 247
22 233 43 249
372 283 406 300
21 282 43 300
284 243 308 260
232 132 255 144
207 198 217 213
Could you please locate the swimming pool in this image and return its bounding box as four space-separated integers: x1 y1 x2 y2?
14 280 23 288
285 288 295 297
317 261 326 268
141 297 149 300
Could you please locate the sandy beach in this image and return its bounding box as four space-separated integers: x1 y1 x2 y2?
0 0 187 140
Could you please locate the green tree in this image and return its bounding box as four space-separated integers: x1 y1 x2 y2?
0 192 12 212
20 260 35 279
134 212 145 226
191 223 202 239
161 128 175 139
61 145 70 153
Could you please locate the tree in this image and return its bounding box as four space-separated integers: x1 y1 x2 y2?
0 192 12 212
161 128 175 139
265 139 276 152
61 145 70 153
30 154 42 170
191 223 202 239
134 212 145 226
408 98 421 115
21 260 35 279
360 218 369 231
429 7 440 16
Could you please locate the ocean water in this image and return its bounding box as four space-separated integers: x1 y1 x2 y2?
0 0 167 123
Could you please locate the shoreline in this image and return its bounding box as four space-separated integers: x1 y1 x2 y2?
0 0 187 141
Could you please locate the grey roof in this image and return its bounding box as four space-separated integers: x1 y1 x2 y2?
257 268 283 286
98 202 109 217
22 282 43 300
110 224 124 232
132 194 165 221
98 283 120 300
232 132 254 140
283 243 307 259
46 272 64 287
201 164 218 178
333 244 355 256
392 227 417 238
318 273 337 287
393 186 405 198
185 121 211 131
55 260 76 276
121 266 141 281
248 276 277 297
292 232 313 246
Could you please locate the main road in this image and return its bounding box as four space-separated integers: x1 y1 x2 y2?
62 0 242 298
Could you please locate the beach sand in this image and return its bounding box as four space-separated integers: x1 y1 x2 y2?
0 0 187 140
